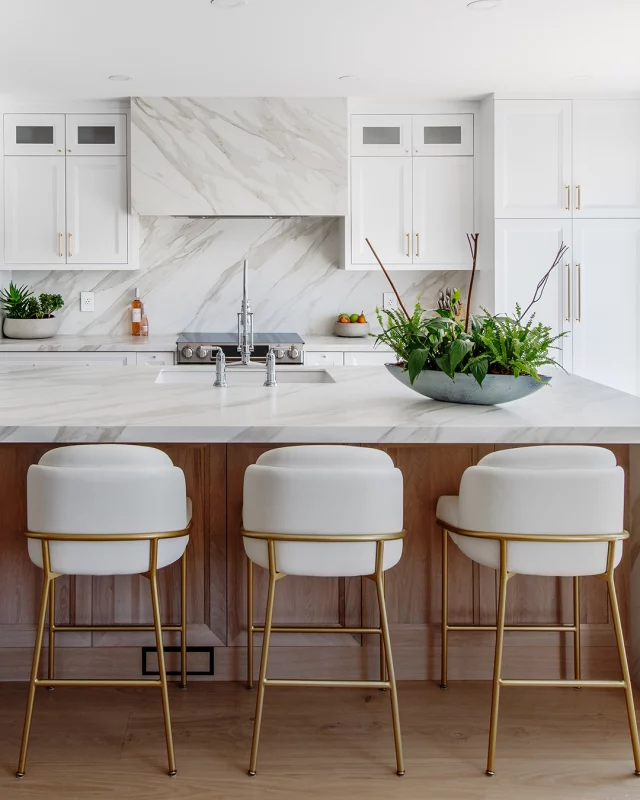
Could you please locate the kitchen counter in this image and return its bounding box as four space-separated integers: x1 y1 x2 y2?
0 362 638 444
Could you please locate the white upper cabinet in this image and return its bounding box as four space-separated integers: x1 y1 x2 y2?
571 219 640 394
65 114 127 156
351 115 411 157
495 100 572 218
4 156 66 264
66 157 127 264
413 157 473 268
572 101 640 218
351 157 412 265
3 114 66 155
412 114 473 156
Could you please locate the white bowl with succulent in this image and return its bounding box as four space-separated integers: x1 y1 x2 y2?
0 282 65 339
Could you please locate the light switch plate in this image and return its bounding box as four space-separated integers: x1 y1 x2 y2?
383 292 397 312
80 292 95 312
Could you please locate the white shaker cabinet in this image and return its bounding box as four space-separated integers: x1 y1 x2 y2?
571 219 640 394
351 157 412 266
3 113 66 156
66 157 128 264
413 157 473 268
4 156 66 264
65 114 127 156
494 100 572 218
351 115 411 157
572 101 640 218
412 114 473 156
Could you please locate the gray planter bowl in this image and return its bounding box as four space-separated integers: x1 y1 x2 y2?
3 316 60 340
386 364 551 405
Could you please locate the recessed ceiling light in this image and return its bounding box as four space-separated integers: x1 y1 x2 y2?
210 0 247 7
467 0 501 9
338 75 359 82
108 74 133 82
571 74 592 81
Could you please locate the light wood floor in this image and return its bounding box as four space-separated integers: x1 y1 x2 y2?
0 681 638 799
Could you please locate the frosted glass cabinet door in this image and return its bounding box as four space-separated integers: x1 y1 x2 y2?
494 219 572 369
572 220 640 394
494 100 572 218
573 101 640 218
66 156 128 264
66 114 127 156
351 115 411 156
3 113 66 155
413 157 473 268
351 157 412 265
4 156 66 264
412 114 473 156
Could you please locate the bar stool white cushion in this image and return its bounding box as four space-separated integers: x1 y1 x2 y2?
437 447 624 576
477 445 616 470
27 445 191 576
243 445 403 577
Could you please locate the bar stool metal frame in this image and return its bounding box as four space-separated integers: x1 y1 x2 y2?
243 528 406 777
437 520 640 777
17 524 191 779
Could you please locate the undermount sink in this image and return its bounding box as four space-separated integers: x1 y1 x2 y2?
155 367 336 385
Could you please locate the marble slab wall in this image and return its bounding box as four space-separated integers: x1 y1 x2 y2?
12 217 469 337
132 97 348 216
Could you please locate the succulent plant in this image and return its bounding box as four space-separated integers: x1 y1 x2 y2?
0 282 64 319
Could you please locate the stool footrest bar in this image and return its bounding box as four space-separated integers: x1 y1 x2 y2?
447 624 577 633
263 679 390 689
499 678 626 689
35 678 163 688
252 625 381 635
52 624 182 633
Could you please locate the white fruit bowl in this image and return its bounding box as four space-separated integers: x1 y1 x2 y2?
334 321 370 338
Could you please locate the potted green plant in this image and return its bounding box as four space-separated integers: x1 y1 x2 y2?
366 236 568 405
0 282 65 340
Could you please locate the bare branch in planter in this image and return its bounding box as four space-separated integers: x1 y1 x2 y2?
464 233 479 333
366 238 412 319
517 243 569 321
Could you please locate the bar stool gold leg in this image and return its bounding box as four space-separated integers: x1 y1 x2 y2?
247 557 254 690
149 541 177 777
441 528 449 689
47 578 56 686
248 543 278 776
180 551 187 690
375 542 404 776
573 576 581 683
605 546 640 776
379 571 387 686
486 540 511 777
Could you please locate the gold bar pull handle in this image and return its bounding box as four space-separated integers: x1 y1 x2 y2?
565 185 570 211
68 233 72 258
565 264 571 321
58 233 63 258
576 185 581 211
576 263 581 321
415 233 420 258
406 233 410 258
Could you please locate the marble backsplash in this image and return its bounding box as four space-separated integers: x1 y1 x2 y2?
8 217 469 337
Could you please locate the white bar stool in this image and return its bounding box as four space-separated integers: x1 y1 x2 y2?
18 444 191 778
436 445 640 777
242 445 406 777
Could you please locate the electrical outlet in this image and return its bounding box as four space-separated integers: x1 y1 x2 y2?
80 292 95 312
383 292 397 312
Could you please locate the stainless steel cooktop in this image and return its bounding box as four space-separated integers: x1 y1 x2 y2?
176 332 305 365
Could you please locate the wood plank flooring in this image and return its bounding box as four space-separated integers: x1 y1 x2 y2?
0 681 638 799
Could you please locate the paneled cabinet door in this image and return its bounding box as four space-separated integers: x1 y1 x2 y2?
412 114 473 156
351 157 412 265
494 219 573 369
350 115 411 157
66 114 127 156
494 100 572 218
66 156 128 264
413 157 473 268
3 113 66 155
572 220 640 395
4 156 66 264
573 101 640 218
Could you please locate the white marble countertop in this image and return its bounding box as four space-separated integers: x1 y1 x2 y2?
0 333 389 353
0 362 639 445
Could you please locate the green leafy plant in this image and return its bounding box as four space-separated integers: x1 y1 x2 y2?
367 236 568 387
0 282 64 320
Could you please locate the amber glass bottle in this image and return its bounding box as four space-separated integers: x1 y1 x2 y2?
131 288 142 336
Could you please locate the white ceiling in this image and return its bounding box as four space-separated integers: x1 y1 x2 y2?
1 0 639 101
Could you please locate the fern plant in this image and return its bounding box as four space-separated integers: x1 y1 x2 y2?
0 282 64 319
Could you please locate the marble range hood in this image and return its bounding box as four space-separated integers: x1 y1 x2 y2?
131 97 348 218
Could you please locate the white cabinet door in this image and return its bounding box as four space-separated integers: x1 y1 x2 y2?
304 351 344 366
0 352 135 366
4 156 66 264
3 114 66 155
351 157 412 265
412 114 473 156
494 219 573 369
344 351 395 366
413 157 473 268
495 100 572 218
572 220 639 394
66 114 127 156
136 352 175 366
66 156 128 264
573 101 640 218
351 115 411 157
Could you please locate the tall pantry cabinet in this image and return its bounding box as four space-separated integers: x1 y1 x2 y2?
492 99 640 395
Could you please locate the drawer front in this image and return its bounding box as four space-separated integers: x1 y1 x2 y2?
344 351 395 366
304 351 344 366
0 352 135 366
136 351 175 366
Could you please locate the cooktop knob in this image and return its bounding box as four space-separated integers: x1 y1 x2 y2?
274 348 285 359
181 346 194 359
287 347 300 360
196 346 209 359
